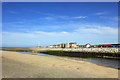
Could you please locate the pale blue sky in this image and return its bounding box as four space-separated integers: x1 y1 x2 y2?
2 2 118 47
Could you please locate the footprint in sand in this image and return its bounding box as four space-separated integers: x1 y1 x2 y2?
76 68 80 70
52 64 55 67
68 66 79 70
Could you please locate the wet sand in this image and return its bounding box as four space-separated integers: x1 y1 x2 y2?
2 51 118 78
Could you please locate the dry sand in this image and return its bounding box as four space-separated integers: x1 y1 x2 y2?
1 51 118 78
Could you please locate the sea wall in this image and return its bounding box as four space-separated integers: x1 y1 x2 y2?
37 50 120 59
1 48 120 59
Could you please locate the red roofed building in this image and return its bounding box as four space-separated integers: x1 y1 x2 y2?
97 44 113 47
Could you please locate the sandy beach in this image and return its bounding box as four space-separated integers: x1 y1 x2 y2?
2 51 118 78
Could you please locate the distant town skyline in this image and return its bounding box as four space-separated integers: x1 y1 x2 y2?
2 2 118 47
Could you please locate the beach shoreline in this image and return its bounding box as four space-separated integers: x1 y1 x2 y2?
2 51 119 78
7 50 119 69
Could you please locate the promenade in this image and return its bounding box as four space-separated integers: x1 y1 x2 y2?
49 47 119 53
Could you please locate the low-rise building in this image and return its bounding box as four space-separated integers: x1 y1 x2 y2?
77 45 85 48
69 42 77 48
59 43 69 48
49 45 54 48
85 43 91 48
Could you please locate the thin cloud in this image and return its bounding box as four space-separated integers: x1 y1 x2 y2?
28 10 88 20
41 17 54 20
77 26 117 34
28 10 54 16
112 17 118 21
58 16 87 19
93 12 108 15
100 16 118 21
34 31 69 35
58 16 70 19
28 10 87 20
38 15 87 21
73 16 87 19
9 11 17 14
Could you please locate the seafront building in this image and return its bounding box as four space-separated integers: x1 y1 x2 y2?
69 42 77 48
48 42 120 48
49 42 91 48
59 42 77 48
